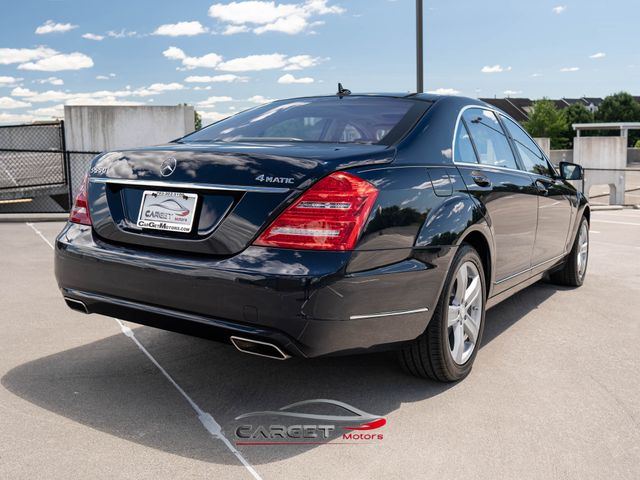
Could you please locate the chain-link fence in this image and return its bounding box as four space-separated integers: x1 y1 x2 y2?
0 121 100 213
0 122 66 191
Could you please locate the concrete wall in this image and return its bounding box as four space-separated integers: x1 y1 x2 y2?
574 136 627 204
534 137 551 157
550 149 573 165
64 105 195 152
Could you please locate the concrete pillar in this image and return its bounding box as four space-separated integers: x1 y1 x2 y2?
534 137 551 157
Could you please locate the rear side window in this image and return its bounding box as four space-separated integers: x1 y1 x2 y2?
454 121 478 163
462 109 518 170
501 115 554 177
181 96 426 145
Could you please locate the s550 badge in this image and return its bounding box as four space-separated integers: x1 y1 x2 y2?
255 174 295 184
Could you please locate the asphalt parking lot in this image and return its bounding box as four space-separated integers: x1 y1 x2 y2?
1 210 639 480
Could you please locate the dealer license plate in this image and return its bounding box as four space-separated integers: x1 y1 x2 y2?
136 190 198 233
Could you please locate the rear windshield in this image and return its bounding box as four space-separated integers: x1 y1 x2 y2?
181 96 424 145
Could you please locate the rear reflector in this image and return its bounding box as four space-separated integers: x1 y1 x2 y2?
254 171 378 251
69 173 92 226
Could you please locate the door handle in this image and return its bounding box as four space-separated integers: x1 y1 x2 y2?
471 173 491 187
535 180 549 195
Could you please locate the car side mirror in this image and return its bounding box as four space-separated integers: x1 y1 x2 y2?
559 161 583 181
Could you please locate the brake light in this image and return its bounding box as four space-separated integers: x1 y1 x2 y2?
254 172 378 251
69 174 92 225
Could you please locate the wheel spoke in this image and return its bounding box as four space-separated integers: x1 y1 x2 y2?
464 314 479 345
464 275 481 306
448 306 459 327
454 265 467 303
451 323 465 364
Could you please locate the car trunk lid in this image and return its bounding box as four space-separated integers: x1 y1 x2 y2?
87 142 394 255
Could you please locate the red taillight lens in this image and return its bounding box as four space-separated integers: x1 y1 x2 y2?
69 174 92 225
254 172 378 251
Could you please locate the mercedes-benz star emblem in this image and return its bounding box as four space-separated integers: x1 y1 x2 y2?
160 158 177 177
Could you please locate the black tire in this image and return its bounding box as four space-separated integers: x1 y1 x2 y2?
550 216 589 287
399 244 486 382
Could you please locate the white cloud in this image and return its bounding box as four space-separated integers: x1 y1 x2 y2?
0 97 31 109
278 73 314 84
36 76 64 85
426 88 461 95
222 25 250 35
531 73 543 77
199 110 230 123
248 95 274 104
96 75 110 80
164 47 321 72
10 82 184 105
283 54 323 70
197 95 234 107
107 29 138 38
208 0 344 35
0 112 38 124
0 76 21 85
29 104 64 118
141 82 185 94
185 74 248 83
35 20 78 35
590 52 606 59
481 65 512 73
552 5 567 14
0 47 57 65
153 21 208 36
163 47 222 69
82 33 104 41
218 53 287 71
18 52 93 72
560 67 580 72
162 46 187 60
503 90 522 96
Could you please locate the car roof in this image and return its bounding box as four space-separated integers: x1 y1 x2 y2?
264 92 480 104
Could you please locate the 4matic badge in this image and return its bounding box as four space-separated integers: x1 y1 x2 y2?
255 174 295 184
234 399 386 446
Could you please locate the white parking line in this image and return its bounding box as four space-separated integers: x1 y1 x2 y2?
25 222 263 480
591 219 640 226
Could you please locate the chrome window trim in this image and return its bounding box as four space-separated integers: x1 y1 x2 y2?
89 177 291 194
498 113 559 179
451 104 530 175
349 307 429 320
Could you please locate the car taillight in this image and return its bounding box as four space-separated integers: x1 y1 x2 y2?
254 172 378 251
69 174 92 225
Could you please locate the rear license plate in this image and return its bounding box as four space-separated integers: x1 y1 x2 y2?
136 190 198 233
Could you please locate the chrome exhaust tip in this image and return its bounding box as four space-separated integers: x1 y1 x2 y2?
64 297 89 314
230 336 290 360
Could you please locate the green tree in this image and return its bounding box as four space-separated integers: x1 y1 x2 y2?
596 92 640 122
597 92 640 146
562 103 594 148
194 110 202 130
635 139 640 148
524 99 569 149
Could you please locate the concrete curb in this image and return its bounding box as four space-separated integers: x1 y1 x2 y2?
0 213 68 223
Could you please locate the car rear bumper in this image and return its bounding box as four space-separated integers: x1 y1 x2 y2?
54 223 454 357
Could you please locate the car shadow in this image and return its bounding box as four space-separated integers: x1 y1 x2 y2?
2 281 559 465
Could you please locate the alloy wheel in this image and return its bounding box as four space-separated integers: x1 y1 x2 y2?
577 222 589 279
447 261 483 365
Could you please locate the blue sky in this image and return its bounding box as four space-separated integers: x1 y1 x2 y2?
0 0 638 124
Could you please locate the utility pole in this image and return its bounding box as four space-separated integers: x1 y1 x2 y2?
416 0 424 93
